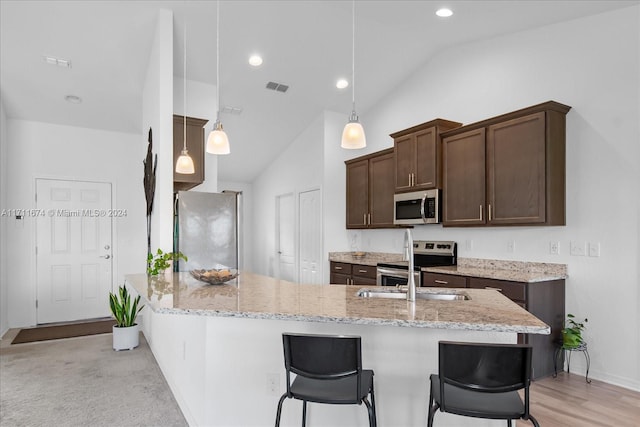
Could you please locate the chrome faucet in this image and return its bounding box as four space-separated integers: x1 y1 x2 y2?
404 229 416 302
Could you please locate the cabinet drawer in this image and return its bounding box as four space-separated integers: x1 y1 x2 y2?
330 262 352 275
351 264 377 279
352 276 377 286
422 272 467 288
468 277 526 303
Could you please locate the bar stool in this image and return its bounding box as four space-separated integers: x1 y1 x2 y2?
275 332 377 427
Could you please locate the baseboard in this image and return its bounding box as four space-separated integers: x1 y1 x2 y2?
588 368 640 392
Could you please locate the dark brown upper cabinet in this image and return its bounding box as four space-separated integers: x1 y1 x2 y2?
173 115 208 192
442 101 571 227
345 148 397 229
391 119 462 193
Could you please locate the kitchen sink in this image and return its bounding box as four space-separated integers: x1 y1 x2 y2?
356 288 470 301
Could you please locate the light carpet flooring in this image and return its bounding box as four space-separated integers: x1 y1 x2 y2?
0 330 187 427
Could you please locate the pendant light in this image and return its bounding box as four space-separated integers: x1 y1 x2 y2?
175 24 195 174
341 0 366 149
206 0 230 155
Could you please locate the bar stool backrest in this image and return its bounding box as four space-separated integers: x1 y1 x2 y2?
438 341 533 413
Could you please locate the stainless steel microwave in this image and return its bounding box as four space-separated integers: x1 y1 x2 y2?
393 189 441 225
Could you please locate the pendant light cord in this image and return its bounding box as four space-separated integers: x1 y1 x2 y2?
183 25 187 151
351 0 355 112
216 0 221 123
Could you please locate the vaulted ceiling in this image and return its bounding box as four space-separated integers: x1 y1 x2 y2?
1 1 637 182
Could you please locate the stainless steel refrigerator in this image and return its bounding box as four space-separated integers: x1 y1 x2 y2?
174 190 240 272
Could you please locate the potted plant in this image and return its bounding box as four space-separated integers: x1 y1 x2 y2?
109 285 144 351
562 313 588 349
147 248 188 277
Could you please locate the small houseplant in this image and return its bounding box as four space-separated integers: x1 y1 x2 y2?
562 313 588 349
147 248 188 276
109 285 144 351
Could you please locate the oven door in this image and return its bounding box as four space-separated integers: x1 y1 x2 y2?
376 266 421 287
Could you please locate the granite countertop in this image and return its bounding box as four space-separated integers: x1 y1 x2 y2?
125 272 549 334
423 258 568 283
329 252 567 283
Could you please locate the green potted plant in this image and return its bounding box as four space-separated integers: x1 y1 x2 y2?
562 313 588 349
147 248 188 277
109 285 144 351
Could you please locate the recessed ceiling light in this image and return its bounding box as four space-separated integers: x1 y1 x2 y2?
436 8 453 18
336 79 349 89
249 55 263 67
64 95 82 104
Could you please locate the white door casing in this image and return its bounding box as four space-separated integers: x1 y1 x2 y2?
299 189 322 284
36 179 113 324
276 193 295 282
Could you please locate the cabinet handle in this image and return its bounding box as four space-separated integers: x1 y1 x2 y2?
485 286 503 292
349 278 354 285
424 181 433 186
335 266 343 270
367 213 371 225
412 173 416 186
363 214 367 225
435 280 448 285
479 205 483 221
489 204 492 221
358 269 367 273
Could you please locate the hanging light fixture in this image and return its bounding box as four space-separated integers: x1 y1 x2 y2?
206 0 230 155
341 0 366 149
176 24 195 174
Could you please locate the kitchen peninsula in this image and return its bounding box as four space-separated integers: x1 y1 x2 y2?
125 272 549 426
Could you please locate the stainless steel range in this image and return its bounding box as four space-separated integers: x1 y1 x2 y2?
376 240 457 287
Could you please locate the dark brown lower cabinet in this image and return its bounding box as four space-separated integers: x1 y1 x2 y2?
329 262 376 285
467 277 565 380
421 272 467 288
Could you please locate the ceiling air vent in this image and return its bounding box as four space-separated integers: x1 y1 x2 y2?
266 81 289 93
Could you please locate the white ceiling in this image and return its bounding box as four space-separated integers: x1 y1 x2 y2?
1 0 637 182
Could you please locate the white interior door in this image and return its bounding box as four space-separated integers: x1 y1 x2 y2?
36 179 113 324
276 193 295 282
299 189 322 284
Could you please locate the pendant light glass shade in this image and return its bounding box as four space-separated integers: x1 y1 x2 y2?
341 111 366 149
176 24 195 174
207 121 230 154
176 149 195 174
206 0 230 155
341 0 366 150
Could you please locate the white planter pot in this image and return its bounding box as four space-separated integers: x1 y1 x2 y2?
112 324 140 351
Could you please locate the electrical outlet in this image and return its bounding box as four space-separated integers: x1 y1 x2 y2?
266 373 280 396
570 241 586 256
465 239 474 251
549 241 559 255
588 241 601 257
507 240 515 253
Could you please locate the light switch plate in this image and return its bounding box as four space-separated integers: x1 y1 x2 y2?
549 241 559 255
570 241 586 256
588 242 600 257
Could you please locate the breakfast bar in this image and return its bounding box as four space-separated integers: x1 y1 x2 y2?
125 272 549 427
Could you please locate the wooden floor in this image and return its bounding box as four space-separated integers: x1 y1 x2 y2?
517 372 640 426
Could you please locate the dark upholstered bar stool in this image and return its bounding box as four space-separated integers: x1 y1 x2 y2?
427 341 539 427
275 333 376 427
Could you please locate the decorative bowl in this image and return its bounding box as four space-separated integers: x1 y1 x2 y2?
352 251 367 259
190 268 239 285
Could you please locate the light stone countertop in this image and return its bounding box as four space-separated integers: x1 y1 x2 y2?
125 272 549 334
328 252 404 266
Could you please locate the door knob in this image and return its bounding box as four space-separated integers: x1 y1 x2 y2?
100 254 111 259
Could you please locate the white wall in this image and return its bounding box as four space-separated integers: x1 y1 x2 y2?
251 115 324 278
142 9 174 254
322 7 640 390
218 181 253 273
173 77 219 193
4 120 146 328
0 96 8 336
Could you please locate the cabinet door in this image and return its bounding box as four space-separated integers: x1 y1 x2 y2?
346 159 369 229
442 128 486 226
394 135 414 192
369 152 395 227
414 127 438 189
330 272 352 285
487 112 546 224
173 115 207 191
